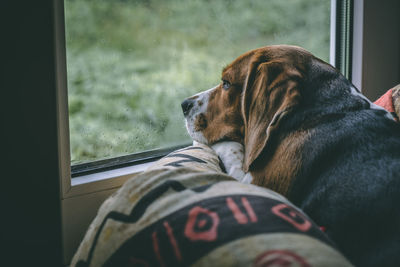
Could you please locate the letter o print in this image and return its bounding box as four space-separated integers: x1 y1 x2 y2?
184 206 220 242
271 204 312 232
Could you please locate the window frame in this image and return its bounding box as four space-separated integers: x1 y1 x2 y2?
56 0 400 264
54 1 152 262
55 0 337 263
55 0 193 261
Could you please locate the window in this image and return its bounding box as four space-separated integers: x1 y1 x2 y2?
64 0 331 173
57 0 338 264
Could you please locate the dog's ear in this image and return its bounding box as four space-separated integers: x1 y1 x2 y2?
242 56 302 172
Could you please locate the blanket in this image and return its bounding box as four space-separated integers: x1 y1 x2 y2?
71 143 352 266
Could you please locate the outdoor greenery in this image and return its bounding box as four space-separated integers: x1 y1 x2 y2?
65 0 330 164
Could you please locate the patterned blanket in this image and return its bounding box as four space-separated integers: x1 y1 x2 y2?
71 143 352 266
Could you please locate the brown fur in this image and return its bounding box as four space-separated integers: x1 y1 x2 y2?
251 130 311 196
198 45 312 196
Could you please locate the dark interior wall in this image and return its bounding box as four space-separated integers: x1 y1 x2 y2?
361 0 400 100
0 0 62 266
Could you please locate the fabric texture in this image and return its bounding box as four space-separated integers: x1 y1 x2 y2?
373 84 400 121
391 84 400 118
71 143 352 267
146 142 225 173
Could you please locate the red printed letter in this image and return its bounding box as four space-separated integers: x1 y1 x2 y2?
254 250 310 267
163 221 182 262
241 197 258 222
271 204 311 232
184 206 219 241
226 197 258 224
226 197 248 224
152 231 165 267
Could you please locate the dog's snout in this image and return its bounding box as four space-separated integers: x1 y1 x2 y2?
181 99 194 116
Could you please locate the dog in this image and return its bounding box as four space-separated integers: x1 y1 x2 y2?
181 45 400 266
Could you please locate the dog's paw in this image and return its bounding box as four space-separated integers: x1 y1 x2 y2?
211 141 252 183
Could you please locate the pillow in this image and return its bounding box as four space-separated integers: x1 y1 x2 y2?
71 143 352 266
373 84 400 121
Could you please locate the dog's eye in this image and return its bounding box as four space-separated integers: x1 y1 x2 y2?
222 80 231 90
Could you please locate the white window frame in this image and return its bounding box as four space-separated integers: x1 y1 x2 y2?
54 1 155 263
55 0 400 264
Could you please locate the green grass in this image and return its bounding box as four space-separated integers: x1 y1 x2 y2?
65 0 330 164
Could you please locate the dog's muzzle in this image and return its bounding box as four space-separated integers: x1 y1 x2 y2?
181 98 194 117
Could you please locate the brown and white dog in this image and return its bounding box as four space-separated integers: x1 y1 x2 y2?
182 45 400 266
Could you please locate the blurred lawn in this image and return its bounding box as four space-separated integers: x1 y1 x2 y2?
65 0 330 164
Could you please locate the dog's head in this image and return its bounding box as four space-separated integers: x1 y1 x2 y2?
182 45 335 172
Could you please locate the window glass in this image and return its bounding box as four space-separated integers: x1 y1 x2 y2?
65 0 330 164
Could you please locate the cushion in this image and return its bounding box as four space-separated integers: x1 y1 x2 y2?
71 143 352 266
373 84 400 121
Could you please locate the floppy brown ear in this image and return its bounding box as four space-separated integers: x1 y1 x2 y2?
242 57 302 172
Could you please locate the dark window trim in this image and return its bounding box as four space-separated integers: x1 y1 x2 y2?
335 0 354 80
71 143 190 177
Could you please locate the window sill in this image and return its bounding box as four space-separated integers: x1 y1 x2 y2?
63 160 154 199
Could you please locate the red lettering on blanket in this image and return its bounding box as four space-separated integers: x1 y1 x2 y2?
226 197 248 224
241 197 258 222
271 204 312 232
254 250 310 267
163 221 182 262
152 231 165 267
98 195 333 267
184 206 219 241
226 197 259 224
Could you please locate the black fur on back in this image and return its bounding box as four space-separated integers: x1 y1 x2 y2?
281 58 400 266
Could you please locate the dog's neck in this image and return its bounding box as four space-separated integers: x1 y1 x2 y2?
247 108 350 200
249 128 311 197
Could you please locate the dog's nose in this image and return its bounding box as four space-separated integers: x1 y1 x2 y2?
181 99 194 116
